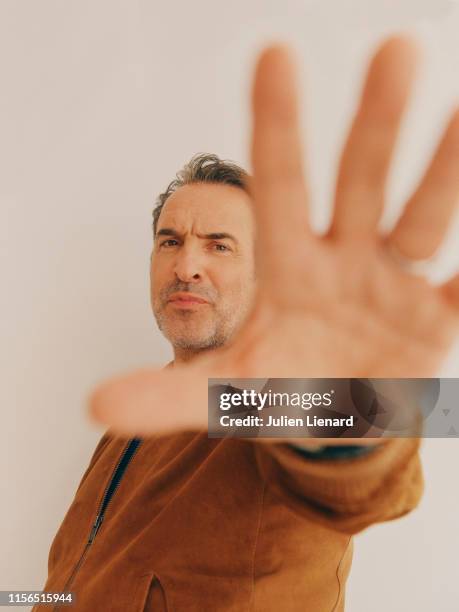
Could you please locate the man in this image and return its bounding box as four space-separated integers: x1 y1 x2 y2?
35 35 459 611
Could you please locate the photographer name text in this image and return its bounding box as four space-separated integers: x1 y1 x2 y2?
219 414 354 427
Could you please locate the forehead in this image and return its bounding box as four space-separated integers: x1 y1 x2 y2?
157 182 254 239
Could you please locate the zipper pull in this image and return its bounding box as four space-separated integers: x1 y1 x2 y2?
88 513 104 543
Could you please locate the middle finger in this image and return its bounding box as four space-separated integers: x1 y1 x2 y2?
329 36 419 240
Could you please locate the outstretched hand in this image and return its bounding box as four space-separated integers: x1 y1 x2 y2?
89 35 459 440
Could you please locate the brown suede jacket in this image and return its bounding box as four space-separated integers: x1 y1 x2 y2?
33 429 423 612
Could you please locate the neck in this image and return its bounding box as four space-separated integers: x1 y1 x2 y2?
172 346 213 366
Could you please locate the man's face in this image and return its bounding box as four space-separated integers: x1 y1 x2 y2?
150 182 256 355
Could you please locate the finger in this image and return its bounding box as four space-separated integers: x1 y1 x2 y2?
87 349 239 437
88 365 210 436
329 35 420 239
251 44 312 278
387 107 459 259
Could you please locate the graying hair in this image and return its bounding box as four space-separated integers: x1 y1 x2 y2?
152 153 249 236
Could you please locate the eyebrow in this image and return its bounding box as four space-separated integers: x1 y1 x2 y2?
156 228 239 244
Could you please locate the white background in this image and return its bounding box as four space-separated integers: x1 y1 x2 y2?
1 1 459 610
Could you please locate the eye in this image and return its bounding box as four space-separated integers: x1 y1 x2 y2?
213 243 231 252
159 239 179 248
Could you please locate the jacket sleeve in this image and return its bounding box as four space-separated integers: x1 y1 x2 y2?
252 437 424 535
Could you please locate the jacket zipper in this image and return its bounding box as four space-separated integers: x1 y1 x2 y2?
52 436 143 611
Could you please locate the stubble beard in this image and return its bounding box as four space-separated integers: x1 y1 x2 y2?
153 304 231 352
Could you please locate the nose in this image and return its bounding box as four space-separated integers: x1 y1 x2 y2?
173 246 204 283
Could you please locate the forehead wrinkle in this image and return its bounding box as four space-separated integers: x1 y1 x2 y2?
158 212 239 240
158 187 253 245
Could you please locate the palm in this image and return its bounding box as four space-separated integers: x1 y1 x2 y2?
221 241 456 381
90 35 459 436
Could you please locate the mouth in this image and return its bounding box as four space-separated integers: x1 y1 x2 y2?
167 293 210 309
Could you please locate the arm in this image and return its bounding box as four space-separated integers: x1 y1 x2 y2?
254 438 423 535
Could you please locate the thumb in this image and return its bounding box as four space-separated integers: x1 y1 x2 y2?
87 356 229 437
